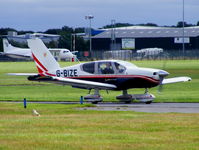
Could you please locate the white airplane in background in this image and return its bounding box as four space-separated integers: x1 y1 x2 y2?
1 38 76 60
9 39 191 104
137 48 163 57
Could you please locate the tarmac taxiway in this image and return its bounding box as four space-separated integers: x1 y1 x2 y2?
89 103 199 113
1 101 199 113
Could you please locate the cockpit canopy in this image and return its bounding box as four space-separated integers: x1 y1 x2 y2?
63 50 69 53
81 60 137 75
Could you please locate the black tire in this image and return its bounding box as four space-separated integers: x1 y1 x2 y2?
145 101 152 104
92 101 98 104
125 101 131 104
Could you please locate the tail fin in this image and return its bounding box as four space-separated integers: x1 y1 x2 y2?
3 38 14 53
27 38 60 74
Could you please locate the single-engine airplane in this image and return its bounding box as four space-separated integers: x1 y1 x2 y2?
1 38 76 60
10 38 191 104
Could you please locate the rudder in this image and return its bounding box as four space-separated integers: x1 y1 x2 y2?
27 38 60 74
3 38 14 53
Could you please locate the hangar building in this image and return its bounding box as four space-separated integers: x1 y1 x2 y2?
91 26 199 51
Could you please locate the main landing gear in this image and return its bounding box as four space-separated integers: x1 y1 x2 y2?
116 90 132 103
84 88 155 104
84 89 103 104
116 88 155 104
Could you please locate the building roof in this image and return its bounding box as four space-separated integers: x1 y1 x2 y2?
103 26 171 30
92 26 199 39
7 32 60 39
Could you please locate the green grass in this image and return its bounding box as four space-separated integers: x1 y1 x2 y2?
0 60 198 102
0 103 199 150
1 61 199 150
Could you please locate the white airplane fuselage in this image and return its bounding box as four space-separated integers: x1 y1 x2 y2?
29 59 166 90
2 39 75 60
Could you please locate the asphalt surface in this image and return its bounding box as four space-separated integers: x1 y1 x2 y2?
92 103 199 113
1 101 199 113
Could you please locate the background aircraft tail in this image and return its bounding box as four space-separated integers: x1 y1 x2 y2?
27 38 60 74
3 39 15 53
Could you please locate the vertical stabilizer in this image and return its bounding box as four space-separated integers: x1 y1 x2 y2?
27 38 60 73
3 39 14 53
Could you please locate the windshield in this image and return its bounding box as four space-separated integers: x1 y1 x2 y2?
117 60 137 68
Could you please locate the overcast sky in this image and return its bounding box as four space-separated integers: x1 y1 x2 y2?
0 0 199 31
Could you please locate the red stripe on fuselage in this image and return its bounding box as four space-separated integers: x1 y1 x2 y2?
37 73 159 84
71 75 159 84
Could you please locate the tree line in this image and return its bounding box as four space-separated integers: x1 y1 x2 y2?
0 21 199 51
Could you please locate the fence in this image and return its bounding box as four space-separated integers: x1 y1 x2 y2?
77 49 199 61
1 49 199 62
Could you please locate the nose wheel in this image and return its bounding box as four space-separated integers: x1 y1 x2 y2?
116 89 155 104
145 88 148 94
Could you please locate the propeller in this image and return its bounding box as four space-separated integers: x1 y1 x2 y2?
158 70 169 93
158 53 169 93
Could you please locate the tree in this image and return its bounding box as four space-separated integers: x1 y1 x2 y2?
58 33 71 49
138 23 158 27
18 30 34 35
197 21 199 26
61 26 73 33
176 21 194 27
44 29 61 35
47 41 58 48
102 23 133 29
0 28 16 35
0 38 3 52
74 27 85 33
75 36 89 51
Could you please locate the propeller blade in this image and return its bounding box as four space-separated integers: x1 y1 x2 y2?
158 84 163 93
157 70 169 93
158 76 164 93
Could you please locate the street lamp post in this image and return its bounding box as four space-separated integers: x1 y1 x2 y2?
85 15 94 55
71 28 76 51
111 19 116 50
182 0 185 58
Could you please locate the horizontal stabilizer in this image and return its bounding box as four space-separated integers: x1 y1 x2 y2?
7 73 38 76
162 77 191 85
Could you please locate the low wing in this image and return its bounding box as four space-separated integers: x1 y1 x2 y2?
52 77 117 89
162 77 191 85
28 75 117 90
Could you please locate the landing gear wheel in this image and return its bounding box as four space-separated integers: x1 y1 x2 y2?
145 101 152 104
84 89 103 104
124 101 131 104
116 90 132 103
